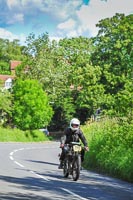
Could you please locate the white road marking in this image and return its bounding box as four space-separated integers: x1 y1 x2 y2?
14 149 19 152
14 161 24 168
10 152 13 156
18 148 24 151
61 188 89 200
9 146 56 182
30 170 50 181
9 156 13 160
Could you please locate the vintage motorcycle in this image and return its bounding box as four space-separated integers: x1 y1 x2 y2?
62 142 82 181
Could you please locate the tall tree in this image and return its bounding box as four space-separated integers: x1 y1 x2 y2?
58 37 104 122
17 33 71 102
91 13 133 117
0 38 25 74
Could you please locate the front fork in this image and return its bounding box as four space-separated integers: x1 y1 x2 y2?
72 153 81 170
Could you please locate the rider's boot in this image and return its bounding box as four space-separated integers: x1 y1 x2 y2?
58 160 63 169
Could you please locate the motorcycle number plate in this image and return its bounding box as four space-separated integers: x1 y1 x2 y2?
73 145 82 152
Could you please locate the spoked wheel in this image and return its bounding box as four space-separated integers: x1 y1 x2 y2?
72 155 81 181
63 159 69 178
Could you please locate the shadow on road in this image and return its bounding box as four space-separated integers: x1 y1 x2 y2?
0 192 49 200
0 168 133 200
25 159 58 166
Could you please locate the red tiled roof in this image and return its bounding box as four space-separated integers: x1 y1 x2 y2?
0 75 15 81
10 60 21 70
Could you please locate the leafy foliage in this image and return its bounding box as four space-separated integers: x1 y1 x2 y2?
91 13 133 117
18 34 100 127
16 14 132 127
12 79 53 130
0 89 12 125
0 38 25 74
83 118 133 182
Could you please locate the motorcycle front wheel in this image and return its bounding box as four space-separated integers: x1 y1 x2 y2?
72 155 81 181
63 159 69 178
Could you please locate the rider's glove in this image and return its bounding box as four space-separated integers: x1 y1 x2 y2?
84 146 89 151
60 143 64 148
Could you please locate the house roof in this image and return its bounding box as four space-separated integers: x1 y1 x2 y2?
10 60 21 70
0 75 15 81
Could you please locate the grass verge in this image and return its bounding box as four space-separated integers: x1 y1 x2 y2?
0 127 52 142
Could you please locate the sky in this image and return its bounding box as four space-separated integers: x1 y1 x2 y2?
0 0 132 45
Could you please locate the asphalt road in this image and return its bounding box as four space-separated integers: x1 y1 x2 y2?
0 142 132 200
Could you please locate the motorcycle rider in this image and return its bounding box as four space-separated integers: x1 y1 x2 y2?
58 118 89 169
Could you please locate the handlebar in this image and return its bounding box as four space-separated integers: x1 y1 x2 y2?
70 142 81 146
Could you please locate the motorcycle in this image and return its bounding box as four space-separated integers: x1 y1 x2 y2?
62 142 82 181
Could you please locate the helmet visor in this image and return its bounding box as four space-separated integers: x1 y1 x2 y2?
71 124 79 128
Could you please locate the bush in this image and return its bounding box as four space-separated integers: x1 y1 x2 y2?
82 118 133 182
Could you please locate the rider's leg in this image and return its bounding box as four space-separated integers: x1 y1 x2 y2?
81 149 85 162
58 148 65 169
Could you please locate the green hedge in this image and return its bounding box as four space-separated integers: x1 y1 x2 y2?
82 118 133 182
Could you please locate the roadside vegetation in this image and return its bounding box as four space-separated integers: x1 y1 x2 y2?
0 13 132 183
0 126 52 142
82 117 133 183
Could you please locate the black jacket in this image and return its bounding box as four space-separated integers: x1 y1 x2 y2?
61 127 88 147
